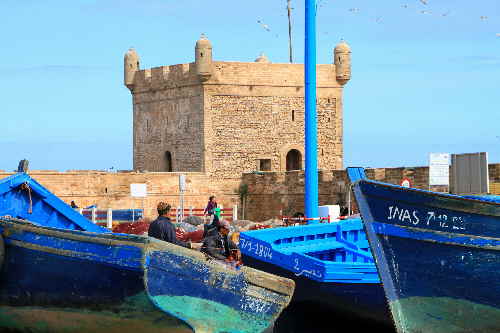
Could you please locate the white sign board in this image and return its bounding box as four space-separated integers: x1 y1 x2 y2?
429 153 450 186
179 174 186 192
130 183 147 197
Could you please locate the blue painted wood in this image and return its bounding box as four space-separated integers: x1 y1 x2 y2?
145 245 290 333
0 172 107 233
0 172 295 332
348 167 500 333
240 219 392 324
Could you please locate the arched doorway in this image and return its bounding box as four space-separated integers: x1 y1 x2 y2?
164 151 173 172
286 149 302 171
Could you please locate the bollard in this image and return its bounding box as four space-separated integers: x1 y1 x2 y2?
232 205 238 221
107 208 113 229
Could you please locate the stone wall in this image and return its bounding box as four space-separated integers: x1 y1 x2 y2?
132 64 205 173
4 163 498 223
203 62 344 179
0 171 240 219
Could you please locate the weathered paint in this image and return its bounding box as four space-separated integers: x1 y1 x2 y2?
0 292 192 333
348 167 500 332
389 297 500 333
0 217 294 333
145 241 293 333
151 295 270 333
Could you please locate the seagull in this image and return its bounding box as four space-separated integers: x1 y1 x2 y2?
441 10 451 17
420 0 428 5
420 10 432 15
375 16 383 24
496 33 500 37
348 8 360 13
480 16 488 20
402 4 409 8
257 20 271 32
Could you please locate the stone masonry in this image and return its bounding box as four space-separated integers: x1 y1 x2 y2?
125 36 352 180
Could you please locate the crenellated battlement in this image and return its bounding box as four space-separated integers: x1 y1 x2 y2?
129 63 201 92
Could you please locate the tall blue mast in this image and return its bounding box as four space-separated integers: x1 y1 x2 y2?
304 0 318 220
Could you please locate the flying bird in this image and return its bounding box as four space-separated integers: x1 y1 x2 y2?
257 20 271 32
401 4 409 8
375 16 383 24
420 10 432 15
496 33 500 37
441 10 451 17
480 16 488 20
420 0 428 5
348 8 360 13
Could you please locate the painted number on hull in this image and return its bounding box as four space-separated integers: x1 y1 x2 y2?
387 206 466 231
240 239 273 260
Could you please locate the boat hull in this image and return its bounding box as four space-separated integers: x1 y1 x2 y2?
242 254 389 324
145 243 293 333
0 218 294 333
351 178 500 333
0 220 191 332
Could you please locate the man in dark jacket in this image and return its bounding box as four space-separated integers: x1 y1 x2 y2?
148 202 191 249
201 220 239 260
203 214 221 239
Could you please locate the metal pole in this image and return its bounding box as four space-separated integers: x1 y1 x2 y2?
305 0 319 221
287 0 293 63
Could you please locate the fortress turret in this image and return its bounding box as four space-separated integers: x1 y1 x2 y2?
124 48 140 89
195 34 213 81
334 40 351 86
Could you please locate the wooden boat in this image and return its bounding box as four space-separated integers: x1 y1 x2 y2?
240 217 392 332
347 167 500 333
0 171 294 333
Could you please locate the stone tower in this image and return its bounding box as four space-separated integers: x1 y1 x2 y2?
125 37 351 178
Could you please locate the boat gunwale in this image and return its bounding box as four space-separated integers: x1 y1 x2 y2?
356 179 500 217
0 216 149 246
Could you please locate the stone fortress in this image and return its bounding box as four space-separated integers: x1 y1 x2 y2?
125 35 351 180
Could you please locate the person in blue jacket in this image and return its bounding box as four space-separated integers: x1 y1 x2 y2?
148 202 191 249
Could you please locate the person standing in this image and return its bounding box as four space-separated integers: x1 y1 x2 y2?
148 202 191 249
203 195 217 223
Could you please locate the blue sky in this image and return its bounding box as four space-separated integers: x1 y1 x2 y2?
1 0 499 171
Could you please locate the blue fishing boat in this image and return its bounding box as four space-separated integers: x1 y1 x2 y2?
0 170 294 333
347 167 500 333
240 218 392 332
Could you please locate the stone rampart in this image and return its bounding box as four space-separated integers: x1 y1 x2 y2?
3 163 499 223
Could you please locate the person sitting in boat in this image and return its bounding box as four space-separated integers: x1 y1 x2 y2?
201 219 240 261
202 214 221 239
148 202 192 249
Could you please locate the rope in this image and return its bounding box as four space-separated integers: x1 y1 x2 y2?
20 182 33 214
